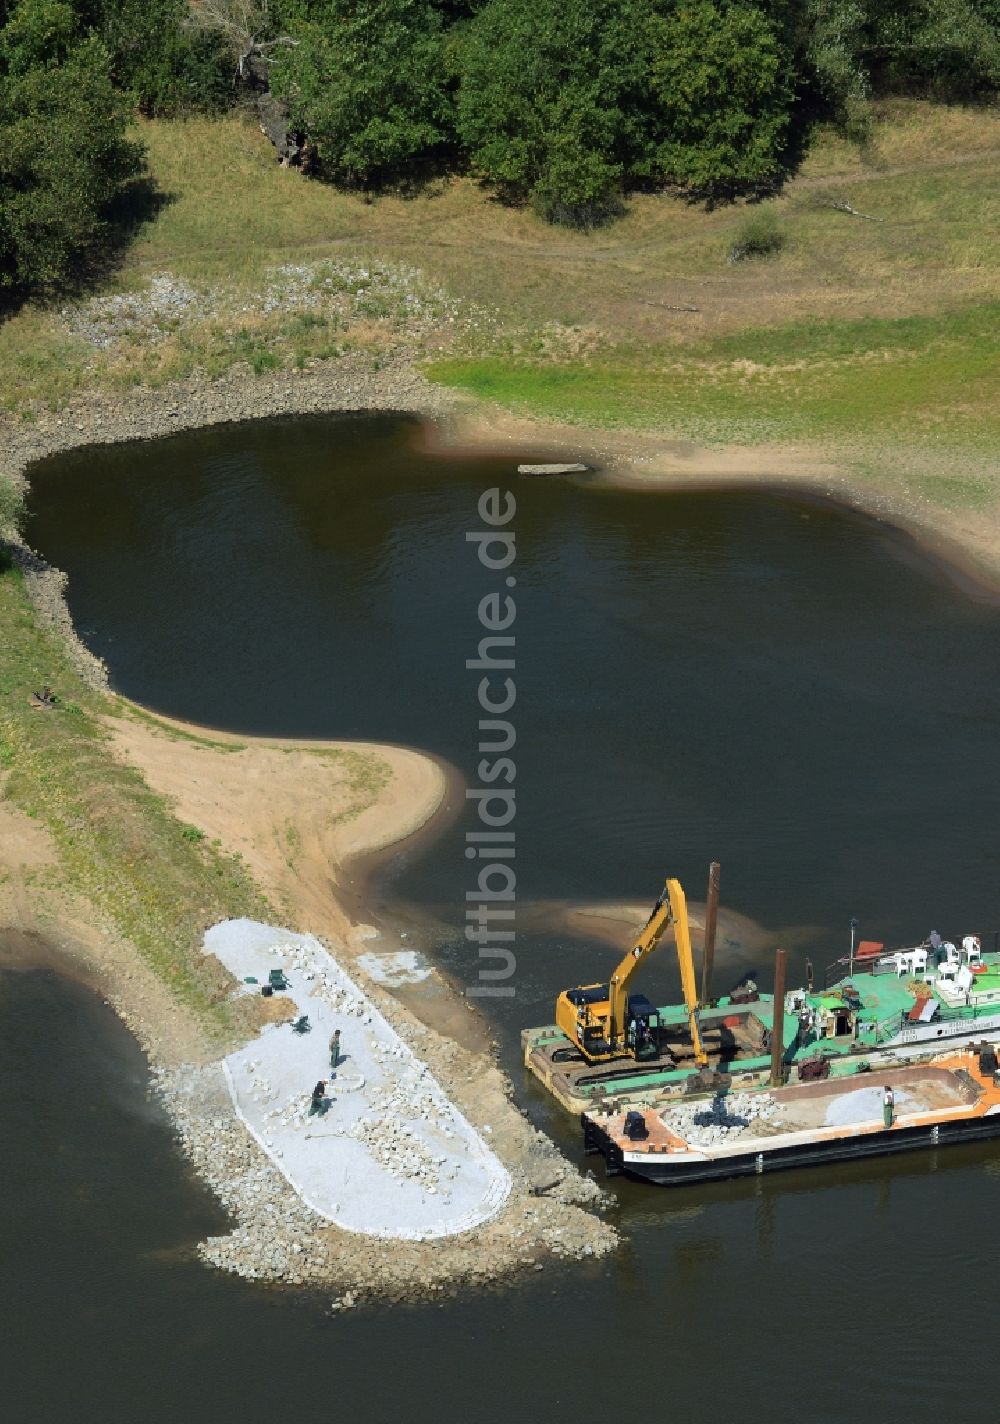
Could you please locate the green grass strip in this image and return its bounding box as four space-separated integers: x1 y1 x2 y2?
0 555 268 1037
429 302 1000 448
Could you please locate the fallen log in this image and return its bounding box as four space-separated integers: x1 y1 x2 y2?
517 462 591 476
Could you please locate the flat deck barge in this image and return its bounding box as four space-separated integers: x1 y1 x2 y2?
582 1049 1000 1185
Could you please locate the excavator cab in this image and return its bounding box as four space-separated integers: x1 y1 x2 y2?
626 993 661 1061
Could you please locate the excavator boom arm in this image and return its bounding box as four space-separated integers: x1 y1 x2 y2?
608 877 707 1064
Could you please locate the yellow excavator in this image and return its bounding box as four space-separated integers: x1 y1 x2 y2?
554 877 708 1066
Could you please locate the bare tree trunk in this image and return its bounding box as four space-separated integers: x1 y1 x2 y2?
189 0 307 168
237 48 306 168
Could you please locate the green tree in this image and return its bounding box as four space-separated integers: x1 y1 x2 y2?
270 0 453 185
872 0 1000 98
795 0 871 134
457 0 650 224
795 0 1000 127
89 0 232 115
646 1 795 194
0 0 145 289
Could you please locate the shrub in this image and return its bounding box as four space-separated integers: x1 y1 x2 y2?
728 206 786 262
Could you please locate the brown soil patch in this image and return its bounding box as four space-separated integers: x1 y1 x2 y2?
104 712 447 945
100 710 490 1053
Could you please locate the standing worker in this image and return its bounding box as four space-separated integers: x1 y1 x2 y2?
329 1029 342 1073
309 1080 328 1116
883 1085 895 1129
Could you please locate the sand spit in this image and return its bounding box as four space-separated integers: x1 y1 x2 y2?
103 710 453 952
154 914 617 1303
560 898 785 963
0 704 618 1302
103 713 619 1293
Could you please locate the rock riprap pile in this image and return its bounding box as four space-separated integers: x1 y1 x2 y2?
150 920 619 1302
59 260 484 350
61 275 209 349
206 919 511 1239
155 1060 334 1286
660 1091 784 1147
154 1055 618 1301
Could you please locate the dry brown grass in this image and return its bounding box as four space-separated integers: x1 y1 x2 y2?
1 98 998 411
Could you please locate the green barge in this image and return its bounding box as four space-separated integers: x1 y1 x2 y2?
524 938 1000 1114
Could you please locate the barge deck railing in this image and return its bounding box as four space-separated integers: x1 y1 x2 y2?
822 931 1000 990
870 998 1000 1045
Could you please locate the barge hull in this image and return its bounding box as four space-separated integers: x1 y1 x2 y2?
583 1110 1000 1186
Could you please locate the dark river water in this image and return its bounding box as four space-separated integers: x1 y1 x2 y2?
15 412 1000 1421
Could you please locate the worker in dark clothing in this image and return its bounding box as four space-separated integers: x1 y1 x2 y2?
309 1080 328 1116
883 1085 895 1128
329 1029 342 1072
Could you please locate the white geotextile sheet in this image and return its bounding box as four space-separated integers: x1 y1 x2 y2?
206 920 511 1240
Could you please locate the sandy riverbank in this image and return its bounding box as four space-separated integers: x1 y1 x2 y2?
0 699 620 1302
105 710 453 951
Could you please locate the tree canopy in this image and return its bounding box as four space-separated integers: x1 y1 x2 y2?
270 0 454 185
645 2 794 194
0 0 144 289
87 0 232 116
3 0 1000 289
457 0 651 223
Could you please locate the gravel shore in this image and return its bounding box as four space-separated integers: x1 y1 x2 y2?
156 1043 618 1308
148 926 619 1307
